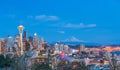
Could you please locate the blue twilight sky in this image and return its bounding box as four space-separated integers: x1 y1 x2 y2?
0 0 120 44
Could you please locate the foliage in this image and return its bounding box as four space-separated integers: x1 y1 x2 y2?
31 62 52 70
0 54 5 67
0 54 13 68
57 60 88 70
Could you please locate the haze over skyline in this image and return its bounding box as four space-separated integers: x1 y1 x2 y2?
0 0 120 44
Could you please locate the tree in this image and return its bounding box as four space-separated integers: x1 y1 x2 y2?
0 54 5 68
31 62 52 70
72 61 88 70
109 54 118 70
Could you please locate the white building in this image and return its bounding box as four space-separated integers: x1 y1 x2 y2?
63 45 69 53
54 43 60 54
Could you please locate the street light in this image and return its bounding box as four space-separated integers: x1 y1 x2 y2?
18 25 24 55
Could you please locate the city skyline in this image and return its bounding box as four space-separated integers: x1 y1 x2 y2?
0 0 120 44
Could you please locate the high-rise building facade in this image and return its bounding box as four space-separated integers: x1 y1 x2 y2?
79 44 85 52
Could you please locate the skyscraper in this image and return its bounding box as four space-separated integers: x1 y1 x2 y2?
0 40 1 54
18 25 24 55
6 36 13 52
28 36 33 44
23 31 27 42
33 33 38 48
79 44 85 52
41 37 45 51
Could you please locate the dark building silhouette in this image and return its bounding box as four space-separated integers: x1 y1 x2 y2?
23 31 27 42
28 36 33 44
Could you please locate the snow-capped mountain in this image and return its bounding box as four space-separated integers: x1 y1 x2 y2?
62 36 86 42
49 36 101 47
60 36 101 46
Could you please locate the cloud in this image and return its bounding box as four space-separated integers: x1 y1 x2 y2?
57 31 65 34
64 23 96 28
35 15 59 21
51 23 97 29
